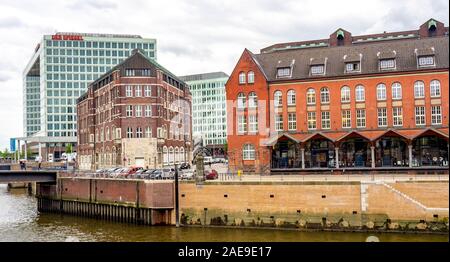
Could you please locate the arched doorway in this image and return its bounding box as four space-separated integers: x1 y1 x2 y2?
338 132 372 167
375 131 409 167
303 134 335 168
271 137 301 169
412 130 449 167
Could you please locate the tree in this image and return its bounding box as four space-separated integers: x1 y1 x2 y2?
65 143 73 153
1 148 11 159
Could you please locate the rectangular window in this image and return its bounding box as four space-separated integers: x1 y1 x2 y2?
342 110 351 128
135 105 142 117
418 56 435 67
356 109 366 128
415 106 425 126
135 86 142 97
136 127 143 138
288 113 297 131
145 127 152 138
249 115 258 133
431 106 442 125
126 105 133 117
377 108 387 127
345 62 360 72
126 127 133 138
307 112 316 130
145 105 152 117
393 107 403 126
321 111 330 129
238 115 246 134
380 59 396 69
275 114 283 131
311 65 324 75
126 85 132 97
144 85 151 97
277 67 291 77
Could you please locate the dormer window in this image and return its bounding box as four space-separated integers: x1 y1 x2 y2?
311 65 325 75
418 56 435 67
380 59 396 70
277 67 291 78
345 62 360 72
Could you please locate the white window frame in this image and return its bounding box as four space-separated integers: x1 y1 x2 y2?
418 56 435 67
248 115 258 133
248 92 257 108
145 127 152 138
135 105 142 117
275 114 283 131
306 89 316 105
430 80 441 97
135 85 142 97
415 106 426 126
342 110 351 128
341 86 350 103
247 71 255 83
414 81 425 98
126 105 133 117
321 111 330 129
237 93 246 109
345 62 360 73
145 105 152 117
307 112 316 130
238 115 246 134
239 72 246 84
355 85 365 102
376 83 386 101
274 91 282 107
136 127 143 138
126 85 132 97
243 144 255 160
311 65 325 75
144 85 152 97
126 127 133 138
380 59 396 70
392 82 402 100
377 108 387 127
288 113 297 131
356 109 366 128
287 90 296 106
392 107 403 126
320 87 330 104
431 106 442 125
277 67 291 78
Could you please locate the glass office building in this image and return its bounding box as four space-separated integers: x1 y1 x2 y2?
179 72 228 156
22 32 157 150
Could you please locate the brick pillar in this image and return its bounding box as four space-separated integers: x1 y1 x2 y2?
371 146 375 168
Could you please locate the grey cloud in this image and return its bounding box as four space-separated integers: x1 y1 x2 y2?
0 17 26 28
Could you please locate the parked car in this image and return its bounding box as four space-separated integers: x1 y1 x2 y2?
150 170 163 179
205 169 218 180
180 170 194 180
161 168 175 179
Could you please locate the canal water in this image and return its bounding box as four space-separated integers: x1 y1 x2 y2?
0 185 447 242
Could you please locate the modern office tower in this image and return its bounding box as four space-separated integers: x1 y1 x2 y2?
179 72 229 156
21 32 156 160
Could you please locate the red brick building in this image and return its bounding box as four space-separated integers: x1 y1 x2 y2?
226 19 449 174
77 49 192 170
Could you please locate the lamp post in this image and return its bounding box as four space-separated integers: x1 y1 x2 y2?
175 163 179 227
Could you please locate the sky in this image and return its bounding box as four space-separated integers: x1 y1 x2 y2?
0 0 448 150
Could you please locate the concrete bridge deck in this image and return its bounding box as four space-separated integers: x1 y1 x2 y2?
0 171 57 183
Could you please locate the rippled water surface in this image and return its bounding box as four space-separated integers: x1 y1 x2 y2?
0 185 447 242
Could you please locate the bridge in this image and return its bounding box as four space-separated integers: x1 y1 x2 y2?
0 171 57 183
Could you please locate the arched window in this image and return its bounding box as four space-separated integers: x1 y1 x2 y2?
320 87 330 104
237 93 246 109
355 85 365 102
287 90 296 106
274 90 282 106
163 146 168 165
392 82 402 100
180 147 185 162
341 86 350 102
247 71 255 83
175 147 179 164
243 144 255 160
239 72 246 84
376 83 386 101
430 80 441 97
169 147 174 164
306 89 316 105
248 92 258 108
414 81 425 98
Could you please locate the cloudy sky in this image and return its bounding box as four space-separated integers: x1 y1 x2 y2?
0 0 448 149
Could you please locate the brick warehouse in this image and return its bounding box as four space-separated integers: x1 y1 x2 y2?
226 18 449 174
77 49 192 170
